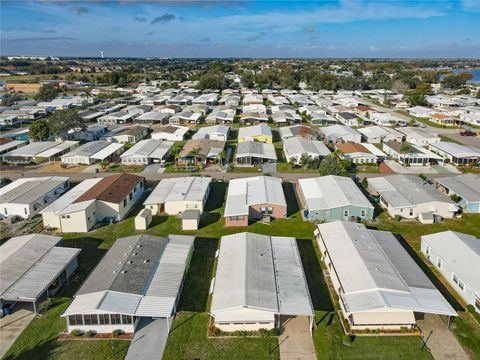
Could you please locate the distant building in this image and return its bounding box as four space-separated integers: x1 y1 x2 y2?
237 124 272 143
434 174 480 213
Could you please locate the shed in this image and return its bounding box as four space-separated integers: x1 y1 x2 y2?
181 209 200 230
135 208 152 230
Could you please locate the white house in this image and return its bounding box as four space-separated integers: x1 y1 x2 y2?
151 125 189 141
434 174 480 213
120 139 173 166
315 221 456 330
428 142 480 166
320 124 362 143
143 177 212 215
0 176 70 219
62 234 194 335
192 125 230 141
383 141 442 167
61 141 124 165
368 174 459 223
421 231 480 313
396 127 441 146
211 232 314 332
357 126 403 143
2 141 79 164
169 111 202 125
283 137 330 164
41 174 144 233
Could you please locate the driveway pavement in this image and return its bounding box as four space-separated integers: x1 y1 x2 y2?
417 314 468 360
0 305 35 358
125 317 170 360
278 316 316 360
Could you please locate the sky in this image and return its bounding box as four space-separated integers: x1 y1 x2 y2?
1 0 480 58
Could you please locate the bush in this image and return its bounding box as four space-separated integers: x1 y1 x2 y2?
394 215 402 222
85 330 97 337
466 305 480 324
71 329 84 337
112 329 124 337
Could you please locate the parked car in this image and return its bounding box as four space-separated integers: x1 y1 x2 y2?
460 130 476 136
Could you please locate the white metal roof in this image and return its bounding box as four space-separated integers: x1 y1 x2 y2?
143 176 211 205
0 176 69 206
430 142 480 158
238 124 272 139
283 137 331 158
211 233 313 317
0 140 25 154
369 174 458 209
224 176 286 217
299 175 374 211
236 141 277 160
435 174 480 203
121 139 173 159
317 221 456 316
91 142 123 160
3 141 78 158
357 126 402 139
192 125 229 140
0 234 79 302
41 178 102 215
422 231 480 297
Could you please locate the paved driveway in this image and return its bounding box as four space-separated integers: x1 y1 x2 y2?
0 305 35 358
125 317 170 360
417 314 468 360
278 316 316 360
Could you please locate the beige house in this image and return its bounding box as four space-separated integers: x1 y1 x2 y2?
42 174 145 233
143 177 211 215
315 221 456 331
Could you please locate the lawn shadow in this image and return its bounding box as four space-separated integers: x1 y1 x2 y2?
296 239 334 312
150 215 169 228
282 181 300 217
177 237 218 312
393 234 463 311
3 337 61 360
58 237 106 297
272 129 281 143
199 213 220 228
204 181 227 212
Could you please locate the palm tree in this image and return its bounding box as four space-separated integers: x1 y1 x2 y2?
331 149 343 164
187 146 201 168
218 150 227 167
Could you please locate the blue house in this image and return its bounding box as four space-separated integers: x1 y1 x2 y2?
435 174 480 213
298 175 374 222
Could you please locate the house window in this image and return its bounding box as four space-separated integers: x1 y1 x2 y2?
122 315 132 324
4 208 7 215
129 192 133 201
260 207 273 215
409 209 414 216
453 274 465 291
24 208 28 215
360 210 366 217
83 314 98 325
110 314 121 325
425 246 430 255
231 216 244 221
123 199 127 207
437 258 442 269
343 210 349 218
475 298 480 312
99 314 110 325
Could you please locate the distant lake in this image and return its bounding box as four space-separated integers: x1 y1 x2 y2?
453 69 480 83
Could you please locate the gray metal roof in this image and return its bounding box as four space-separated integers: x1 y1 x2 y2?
0 176 69 205
369 174 457 209
121 139 173 159
430 142 480 158
0 234 79 301
236 141 277 160
61 140 112 158
143 177 211 205
317 221 456 316
435 174 480 203
299 175 374 211
283 137 331 158
211 233 313 316
422 231 480 296
65 234 194 318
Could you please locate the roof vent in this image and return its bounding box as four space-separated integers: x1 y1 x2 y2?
144 259 150 263
137 244 142 248
375 267 379 271
129 244 133 248
128 260 133 264
133 252 138 256
118 261 122 264
121 270 127 274
112 270 116 274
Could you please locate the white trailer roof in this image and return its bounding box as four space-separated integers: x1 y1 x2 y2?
317 221 456 316
91 142 123 160
211 233 313 317
299 175 374 211
143 176 211 205
224 176 286 217
422 231 480 298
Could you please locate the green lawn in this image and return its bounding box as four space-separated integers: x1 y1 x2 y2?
4 181 479 360
439 135 463 145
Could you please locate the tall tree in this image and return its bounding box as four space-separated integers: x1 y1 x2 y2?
34 84 59 102
47 109 84 139
29 119 51 141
